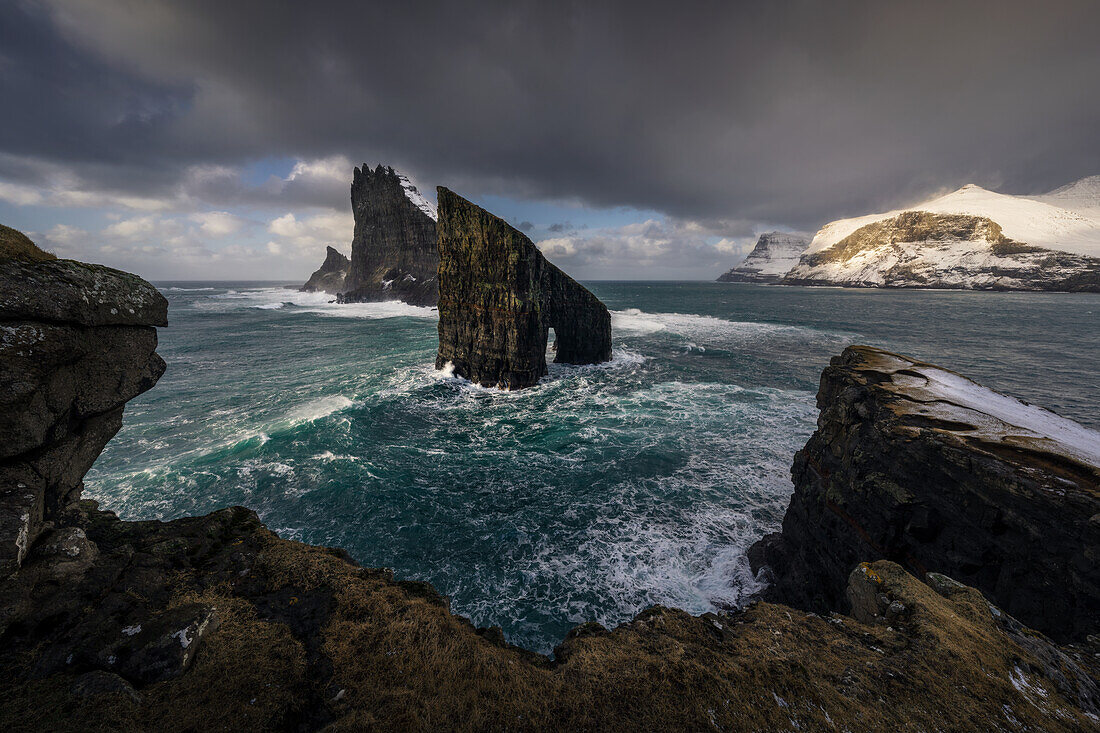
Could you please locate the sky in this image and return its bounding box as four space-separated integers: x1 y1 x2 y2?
1 0 1098 281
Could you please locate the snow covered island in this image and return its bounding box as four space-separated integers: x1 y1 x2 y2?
717 231 808 283
722 176 1100 291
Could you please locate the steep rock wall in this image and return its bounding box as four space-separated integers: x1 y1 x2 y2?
0 255 167 577
749 345 1100 642
339 165 438 306
434 188 611 389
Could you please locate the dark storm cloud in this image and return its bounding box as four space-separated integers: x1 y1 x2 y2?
3 0 1099 225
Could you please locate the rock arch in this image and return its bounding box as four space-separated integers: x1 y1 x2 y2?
434 187 612 389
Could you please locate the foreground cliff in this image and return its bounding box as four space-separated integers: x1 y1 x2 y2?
0 239 166 578
717 232 808 283
435 188 612 390
338 165 439 306
2 231 1098 730
750 345 1100 643
300 246 350 294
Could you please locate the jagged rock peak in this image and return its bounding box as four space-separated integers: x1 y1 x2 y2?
339 163 439 307
353 164 437 221
299 246 350 294
435 187 612 390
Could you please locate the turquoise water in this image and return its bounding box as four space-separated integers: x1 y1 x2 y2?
85 282 1100 652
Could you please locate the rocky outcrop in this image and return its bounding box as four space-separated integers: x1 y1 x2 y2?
750 345 1100 643
717 232 808 283
435 188 612 389
299 246 350 294
0 245 166 578
783 211 1100 290
338 164 439 307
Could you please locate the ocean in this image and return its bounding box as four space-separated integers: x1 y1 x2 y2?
84 282 1100 653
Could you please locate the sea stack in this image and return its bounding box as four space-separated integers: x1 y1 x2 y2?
435 188 612 389
299 246 350 293
338 164 439 306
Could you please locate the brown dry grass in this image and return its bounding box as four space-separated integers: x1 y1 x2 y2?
0 223 55 261
3 522 1095 732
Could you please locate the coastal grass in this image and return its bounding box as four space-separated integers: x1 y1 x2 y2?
3 518 1095 732
0 223 55 261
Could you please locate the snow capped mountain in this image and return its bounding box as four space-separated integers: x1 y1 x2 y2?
785 211 1100 290
807 179 1100 259
1036 175 1100 221
717 231 809 282
784 177 1100 291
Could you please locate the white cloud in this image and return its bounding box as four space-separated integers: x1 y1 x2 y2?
265 210 353 257
285 155 352 185
103 215 163 239
0 181 45 206
45 223 88 244
534 216 760 279
190 210 247 237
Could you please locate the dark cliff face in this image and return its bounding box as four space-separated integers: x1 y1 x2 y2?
299 246 350 294
749 345 1100 643
434 188 612 390
339 164 438 307
0 252 167 578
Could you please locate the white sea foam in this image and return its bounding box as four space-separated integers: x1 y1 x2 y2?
201 287 437 319
611 308 832 343
280 395 355 427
